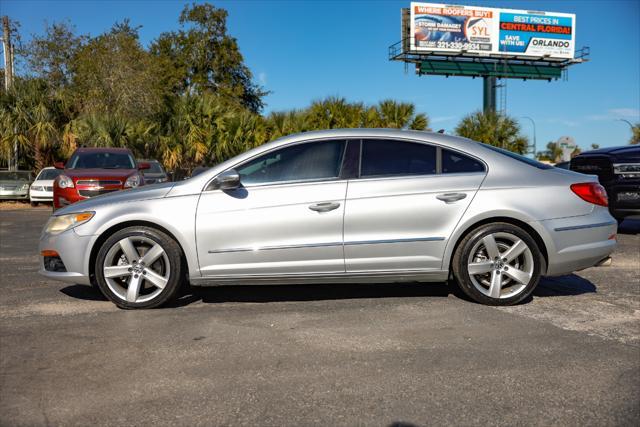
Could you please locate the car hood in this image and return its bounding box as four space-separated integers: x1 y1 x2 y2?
142 172 167 179
54 181 175 215
0 179 29 186
32 179 55 186
63 169 138 179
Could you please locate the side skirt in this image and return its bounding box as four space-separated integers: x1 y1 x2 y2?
190 270 449 287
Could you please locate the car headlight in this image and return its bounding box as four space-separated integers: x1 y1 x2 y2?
613 163 640 179
44 212 95 235
57 174 75 189
31 185 43 191
124 174 141 188
21 183 30 190
157 177 168 183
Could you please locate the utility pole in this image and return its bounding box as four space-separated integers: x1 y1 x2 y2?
2 16 15 170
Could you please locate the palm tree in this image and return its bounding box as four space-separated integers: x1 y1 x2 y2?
455 111 528 154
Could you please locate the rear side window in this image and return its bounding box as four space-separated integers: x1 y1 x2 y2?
442 149 485 174
237 140 346 185
361 139 436 177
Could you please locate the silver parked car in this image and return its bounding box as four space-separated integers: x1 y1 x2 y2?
0 170 33 201
39 129 617 309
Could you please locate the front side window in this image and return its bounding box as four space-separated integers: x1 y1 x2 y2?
237 140 346 186
361 139 436 177
442 149 485 174
68 152 136 170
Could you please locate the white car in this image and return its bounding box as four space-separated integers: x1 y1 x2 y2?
30 167 62 206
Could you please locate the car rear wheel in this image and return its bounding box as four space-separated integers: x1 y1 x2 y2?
95 226 184 309
452 222 543 306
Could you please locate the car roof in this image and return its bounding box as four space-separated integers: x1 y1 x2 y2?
578 146 640 156
74 147 132 154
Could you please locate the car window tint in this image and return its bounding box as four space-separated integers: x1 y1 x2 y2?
237 140 346 185
68 152 135 169
442 149 485 174
361 139 436 177
37 169 62 180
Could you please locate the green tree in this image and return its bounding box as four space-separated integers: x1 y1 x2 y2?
72 21 164 119
151 3 266 112
455 111 528 154
25 21 85 93
631 123 639 145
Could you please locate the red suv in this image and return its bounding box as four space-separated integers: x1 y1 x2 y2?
53 147 150 210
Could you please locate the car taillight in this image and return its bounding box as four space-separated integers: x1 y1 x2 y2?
570 182 608 207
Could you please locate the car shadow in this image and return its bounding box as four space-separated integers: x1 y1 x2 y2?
618 218 639 235
166 281 454 308
531 274 597 298
60 284 108 301
60 274 597 307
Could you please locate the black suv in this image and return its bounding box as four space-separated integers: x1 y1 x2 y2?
570 146 640 223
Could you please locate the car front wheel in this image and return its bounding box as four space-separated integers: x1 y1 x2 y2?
95 226 184 309
452 222 543 306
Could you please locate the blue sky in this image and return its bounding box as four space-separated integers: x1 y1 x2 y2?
3 0 639 151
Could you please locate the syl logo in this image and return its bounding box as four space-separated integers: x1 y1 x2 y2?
465 17 490 40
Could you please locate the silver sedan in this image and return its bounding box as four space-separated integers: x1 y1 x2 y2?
39 129 617 309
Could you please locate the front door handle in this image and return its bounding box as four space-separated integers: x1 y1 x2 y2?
436 193 467 203
309 202 341 212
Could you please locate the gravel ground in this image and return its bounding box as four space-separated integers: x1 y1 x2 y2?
1 209 638 426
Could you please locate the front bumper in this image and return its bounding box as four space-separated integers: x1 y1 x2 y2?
30 189 53 202
38 228 96 285
0 190 29 200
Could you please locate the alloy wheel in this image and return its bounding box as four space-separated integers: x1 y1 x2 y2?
466 232 534 299
102 236 170 303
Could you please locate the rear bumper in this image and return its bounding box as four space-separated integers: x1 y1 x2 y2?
537 207 618 276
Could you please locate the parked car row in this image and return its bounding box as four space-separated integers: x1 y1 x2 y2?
0 148 169 208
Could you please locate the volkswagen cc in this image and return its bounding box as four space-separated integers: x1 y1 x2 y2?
39 129 617 309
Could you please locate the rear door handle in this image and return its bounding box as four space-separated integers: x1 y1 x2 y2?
309 202 341 212
436 193 467 203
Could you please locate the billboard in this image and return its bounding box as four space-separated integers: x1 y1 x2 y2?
410 2 576 60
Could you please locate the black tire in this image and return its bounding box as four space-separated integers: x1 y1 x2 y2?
95 226 184 309
452 222 543 306
30 201 38 207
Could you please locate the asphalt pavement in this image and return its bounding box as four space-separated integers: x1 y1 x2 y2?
1 209 638 426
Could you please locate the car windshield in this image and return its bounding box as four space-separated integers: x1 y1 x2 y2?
0 171 31 180
36 169 62 180
144 162 164 174
481 144 553 170
67 152 135 169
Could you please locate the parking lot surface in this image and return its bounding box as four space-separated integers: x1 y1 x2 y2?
1 209 639 426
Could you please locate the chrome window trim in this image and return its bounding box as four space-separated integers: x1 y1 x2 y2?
204 136 488 192
208 236 446 254
554 221 617 232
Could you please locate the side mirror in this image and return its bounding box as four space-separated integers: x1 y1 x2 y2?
54 161 65 170
138 162 151 171
212 169 241 191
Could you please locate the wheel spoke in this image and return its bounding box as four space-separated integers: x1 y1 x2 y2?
488 271 502 298
104 265 132 278
468 261 494 275
502 239 527 263
503 267 531 285
482 234 501 260
126 274 143 302
144 269 168 290
119 238 140 263
140 244 164 266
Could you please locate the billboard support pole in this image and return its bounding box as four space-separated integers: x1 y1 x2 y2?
482 76 496 113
